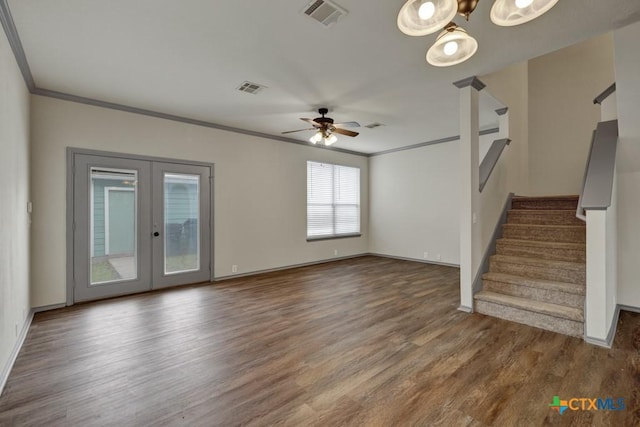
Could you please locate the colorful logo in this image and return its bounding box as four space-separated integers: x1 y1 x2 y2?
549 395 625 415
549 396 569 414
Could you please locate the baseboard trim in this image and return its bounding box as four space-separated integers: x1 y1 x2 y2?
0 309 34 397
458 305 473 313
472 192 514 295
368 253 459 268
619 304 640 314
585 304 640 348
585 305 618 348
214 254 370 282
33 303 67 313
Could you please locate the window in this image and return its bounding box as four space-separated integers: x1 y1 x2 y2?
307 161 360 239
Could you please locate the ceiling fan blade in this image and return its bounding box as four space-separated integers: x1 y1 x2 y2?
333 128 359 137
333 121 360 128
282 128 316 134
300 118 321 127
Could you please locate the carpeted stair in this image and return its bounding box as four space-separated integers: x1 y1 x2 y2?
474 195 586 337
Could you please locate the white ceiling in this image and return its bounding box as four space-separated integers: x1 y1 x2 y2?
7 0 640 154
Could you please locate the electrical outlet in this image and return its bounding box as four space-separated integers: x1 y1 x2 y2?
15 323 18 337
472 213 477 224
232 265 238 273
334 249 338 256
436 254 442 261
424 252 429 259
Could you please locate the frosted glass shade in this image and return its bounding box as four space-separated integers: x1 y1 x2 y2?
397 0 458 36
426 25 478 67
490 0 560 26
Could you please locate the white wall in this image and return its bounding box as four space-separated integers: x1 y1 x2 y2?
30 96 369 307
0 29 31 387
528 33 615 196
614 20 640 310
369 141 460 265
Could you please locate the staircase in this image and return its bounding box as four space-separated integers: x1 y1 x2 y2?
474 195 586 337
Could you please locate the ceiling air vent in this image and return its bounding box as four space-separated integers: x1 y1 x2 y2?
237 81 267 95
301 0 347 27
365 122 385 129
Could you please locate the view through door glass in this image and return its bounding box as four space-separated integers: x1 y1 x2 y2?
90 168 138 284
164 173 200 275
152 162 211 289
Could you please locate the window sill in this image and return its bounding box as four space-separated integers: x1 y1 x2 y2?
306 234 362 242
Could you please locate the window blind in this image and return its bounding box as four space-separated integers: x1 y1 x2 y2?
307 161 360 239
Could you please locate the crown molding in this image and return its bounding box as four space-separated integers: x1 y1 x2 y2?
453 76 486 91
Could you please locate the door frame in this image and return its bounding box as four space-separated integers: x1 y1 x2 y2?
66 147 215 306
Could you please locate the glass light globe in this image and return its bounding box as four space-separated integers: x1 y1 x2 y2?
491 0 559 26
397 0 458 36
418 2 435 20
443 41 458 56
309 132 323 144
515 0 533 8
325 134 338 146
426 24 478 67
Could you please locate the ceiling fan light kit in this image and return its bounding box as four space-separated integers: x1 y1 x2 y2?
398 0 560 66
283 108 360 146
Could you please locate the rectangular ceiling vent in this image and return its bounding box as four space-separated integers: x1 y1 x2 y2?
237 81 267 95
365 122 385 129
301 0 347 27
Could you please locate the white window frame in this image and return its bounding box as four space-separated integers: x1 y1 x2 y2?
306 161 361 241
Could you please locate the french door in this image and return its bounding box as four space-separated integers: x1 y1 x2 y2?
71 153 212 302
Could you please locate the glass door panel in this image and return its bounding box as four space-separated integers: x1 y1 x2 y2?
152 162 211 289
164 173 200 275
73 155 152 302
90 168 138 285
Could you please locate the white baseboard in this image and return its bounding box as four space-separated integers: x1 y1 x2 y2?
0 309 34 397
214 254 369 282
368 252 459 268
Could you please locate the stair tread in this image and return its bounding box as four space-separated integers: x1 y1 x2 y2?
482 272 585 295
512 195 579 201
497 238 585 249
503 223 585 229
491 254 585 270
508 209 578 214
474 291 584 322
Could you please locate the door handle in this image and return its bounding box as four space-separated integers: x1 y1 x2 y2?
153 232 160 237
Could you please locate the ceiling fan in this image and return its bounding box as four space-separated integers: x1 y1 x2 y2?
282 108 360 146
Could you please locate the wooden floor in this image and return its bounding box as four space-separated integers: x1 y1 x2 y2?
1 256 638 426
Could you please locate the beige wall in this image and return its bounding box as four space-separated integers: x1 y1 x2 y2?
30 96 369 307
482 62 529 195
369 141 460 265
528 33 615 196
0 29 31 385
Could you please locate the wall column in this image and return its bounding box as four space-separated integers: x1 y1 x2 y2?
455 77 485 312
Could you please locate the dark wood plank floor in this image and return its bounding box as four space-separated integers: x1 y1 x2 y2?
1 256 638 426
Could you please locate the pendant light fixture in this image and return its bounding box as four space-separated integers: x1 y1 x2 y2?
397 0 459 36
427 23 478 67
398 0 561 67
490 0 560 26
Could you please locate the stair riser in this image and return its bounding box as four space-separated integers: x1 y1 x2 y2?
507 211 584 226
503 226 585 243
483 280 585 309
475 300 583 337
490 259 585 285
496 242 586 263
512 200 578 210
